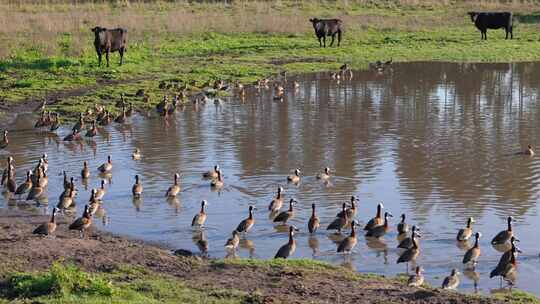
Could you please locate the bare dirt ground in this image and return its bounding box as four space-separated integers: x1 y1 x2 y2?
0 209 504 304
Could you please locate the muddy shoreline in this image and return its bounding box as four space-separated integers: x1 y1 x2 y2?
0 208 515 303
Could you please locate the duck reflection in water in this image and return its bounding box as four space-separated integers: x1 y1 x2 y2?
308 235 320 257
192 230 208 257
132 197 143 212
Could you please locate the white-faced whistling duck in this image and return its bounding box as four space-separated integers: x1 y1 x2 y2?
203 165 220 179
85 120 98 137
6 165 16 193
1 156 14 185
98 155 113 173
115 104 127 124
81 161 90 179
0 131 8 149
126 103 134 117
72 113 84 133
364 202 384 231
57 183 76 209
94 180 106 200
15 171 32 196
99 111 111 126
490 239 519 285
316 167 331 180
156 96 167 113
293 80 300 90
337 220 358 254
337 196 358 219
268 186 284 212
191 200 208 227
397 229 421 270
366 212 393 238
236 205 255 233
457 217 474 241
327 203 349 233
41 154 48 172
165 173 181 197
39 170 48 188
132 148 142 160
63 129 80 142
210 169 224 188
396 214 409 235
516 145 535 156
26 175 43 201
132 175 143 197
273 198 296 224
225 230 240 251
34 111 46 128
287 168 301 183
463 232 482 268
69 204 92 238
33 208 59 236
308 203 320 234
50 113 60 131
491 216 513 245
88 189 100 215
274 225 299 259
442 269 460 290
62 171 70 190
408 266 424 287
495 237 521 270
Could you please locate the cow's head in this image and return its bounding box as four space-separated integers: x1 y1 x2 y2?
309 18 319 24
91 26 107 34
467 12 478 22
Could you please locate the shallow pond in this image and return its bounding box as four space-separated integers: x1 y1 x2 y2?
2 62 540 296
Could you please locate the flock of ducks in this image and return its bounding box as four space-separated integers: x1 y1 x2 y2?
0 72 536 294
0 146 527 292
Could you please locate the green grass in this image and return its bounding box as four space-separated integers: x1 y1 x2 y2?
1 263 255 304
2 2 540 118
1 260 539 304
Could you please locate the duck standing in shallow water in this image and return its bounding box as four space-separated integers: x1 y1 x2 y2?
287 168 301 183
337 220 358 254
316 167 331 180
364 203 384 231
236 205 255 233
273 199 296 224
274 226 299 259
210 170 224 188
457 217 474 241
0 130 8 149
97 156 112 173
165 173 181 197
308 203 320 234
491 216 514 245
516 145 534 156
397 213 409 235
191 200 208 227
203 165 219 179
365 212 393 238
463 232 482 269
268 186 284 213
224 230 240 251
327 203 349 234
132 175 143 197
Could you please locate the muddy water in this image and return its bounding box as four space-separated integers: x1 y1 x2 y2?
2 62 540 296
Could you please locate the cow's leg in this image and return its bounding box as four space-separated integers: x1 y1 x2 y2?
318 36 322 47
323 35 326 48
97 52 102 66
337 30 342 47
329 34 335 47
119 48 124 66
106 50 110 67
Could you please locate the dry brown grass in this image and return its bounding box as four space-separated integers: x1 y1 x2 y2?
1 0 539 59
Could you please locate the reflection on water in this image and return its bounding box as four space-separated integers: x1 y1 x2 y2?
2 62 540 296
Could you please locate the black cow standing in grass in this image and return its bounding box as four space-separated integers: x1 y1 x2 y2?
91 26 128 67
468 12 513 40
309 18 343 47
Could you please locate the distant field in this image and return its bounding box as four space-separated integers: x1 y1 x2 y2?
2 0 540 117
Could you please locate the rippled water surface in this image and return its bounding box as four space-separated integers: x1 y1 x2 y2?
2 62 540 296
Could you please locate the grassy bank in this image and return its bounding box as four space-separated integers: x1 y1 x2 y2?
1 0 540 117
2 261 539 304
